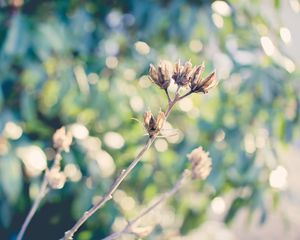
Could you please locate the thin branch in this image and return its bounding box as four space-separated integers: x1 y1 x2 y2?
62 99 179 240
164 89 171 103
178 90 193 101
16 175 49 240
175 85 181 98
16 150 62 240
102 171 190 240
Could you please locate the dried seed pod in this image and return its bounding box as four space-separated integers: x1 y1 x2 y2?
172 60 193 86
148 61 171 90
191 70 218 94
201 71 218 93
187 147 212 180
143 110 165 137
144 111 156 132
190 62 205 91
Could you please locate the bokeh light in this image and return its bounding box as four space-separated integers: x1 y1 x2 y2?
16 146 47 177
104 131 125 149
269 165 288 190
3 121 23 140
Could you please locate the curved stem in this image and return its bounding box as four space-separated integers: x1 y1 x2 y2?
62 99 178 240
16 176 49 240
164 89 171 103
178 90 192 101
102 172 190 240
63 138 154 240
17 149 62 240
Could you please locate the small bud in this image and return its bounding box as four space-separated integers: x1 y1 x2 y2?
187 147 212 180
53 127 73 152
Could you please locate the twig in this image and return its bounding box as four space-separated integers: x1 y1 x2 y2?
178 90 193 101
16 150 62 240
16 175 49 240
164 89 171 103
102 171 190 240
62 98 180 240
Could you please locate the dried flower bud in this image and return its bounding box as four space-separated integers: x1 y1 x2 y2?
191 70 218 94
187 147 212 180
172 60 193 86
47 167 67 189
143 110 165 137
190 62 205 90
201 71 218 93
53 127 73 152
144 111 156 133
149 61 172 89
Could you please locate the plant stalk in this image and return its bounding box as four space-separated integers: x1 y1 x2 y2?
16 175 49 240
16 150 62 240
62 99 178 240
102 171 189 240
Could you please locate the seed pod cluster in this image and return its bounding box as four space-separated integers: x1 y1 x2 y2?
149 60 218 94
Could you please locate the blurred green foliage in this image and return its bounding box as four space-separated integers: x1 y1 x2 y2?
0 0 299 239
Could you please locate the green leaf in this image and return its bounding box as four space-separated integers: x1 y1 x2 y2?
225 197 248 224
2 12 29 56
0 154 22 204
274 0 281 9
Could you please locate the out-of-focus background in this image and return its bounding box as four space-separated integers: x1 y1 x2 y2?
0 0 300 239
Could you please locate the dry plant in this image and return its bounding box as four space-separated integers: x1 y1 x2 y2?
62 60 218 239
17 59 218 240
16 127 73 240
102 147 213 240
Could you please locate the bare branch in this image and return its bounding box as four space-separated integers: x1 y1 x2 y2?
102 171 191 240
62 99 179 240
16 149 62 240
164 89 171 102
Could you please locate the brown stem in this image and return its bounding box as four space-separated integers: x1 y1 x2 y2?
16 176 49 240
62 99 178 240
164 89 171 103
178 90 193 101
102 171 190 240
16 150 62 240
